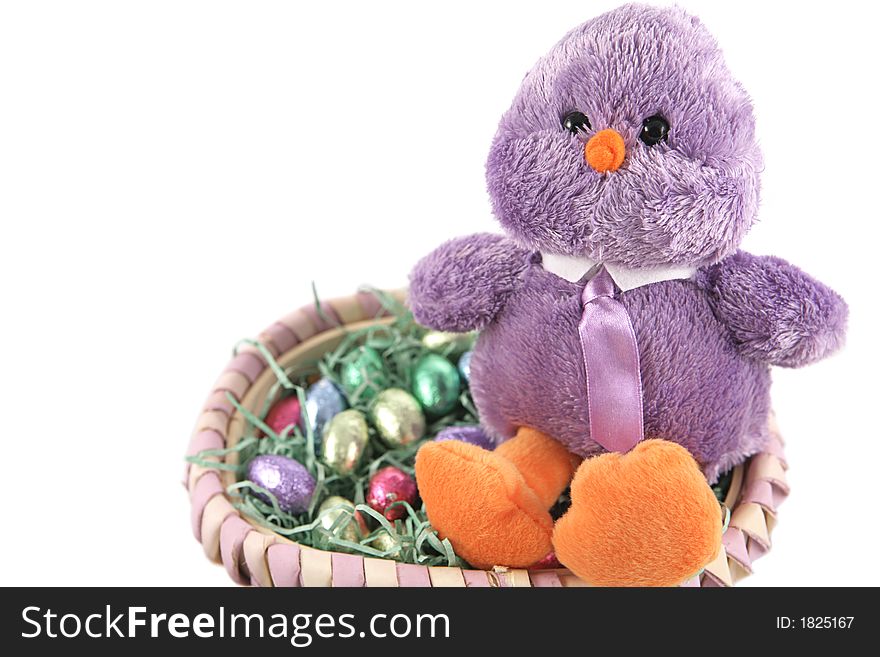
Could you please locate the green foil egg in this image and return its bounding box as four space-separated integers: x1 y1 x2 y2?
321 409 369 474
420 330 477 356
411 354 461 416
317 495 365 543
339 346 388 402
369 388 426 448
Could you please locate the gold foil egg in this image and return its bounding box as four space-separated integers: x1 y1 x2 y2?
370 531 401 556
321 409 369 474
369 388 426 448
317 495 366 543
420 330 477 356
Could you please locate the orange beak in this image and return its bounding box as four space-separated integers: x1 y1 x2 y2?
584 129 625 173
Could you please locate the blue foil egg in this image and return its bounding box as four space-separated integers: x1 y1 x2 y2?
457 350 473 384
246 454 316 514
304 378 348 448
434 424 495 450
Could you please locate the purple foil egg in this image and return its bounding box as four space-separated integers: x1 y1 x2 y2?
434 425 495 450
246 454 316 514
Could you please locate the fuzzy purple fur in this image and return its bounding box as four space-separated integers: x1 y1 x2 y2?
467 253 766 483
700 251 848 368
408 233 530 333
408 4 849 481
412 240 846 481
487 4 762 268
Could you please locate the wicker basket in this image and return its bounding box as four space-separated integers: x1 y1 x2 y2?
184 290 790 587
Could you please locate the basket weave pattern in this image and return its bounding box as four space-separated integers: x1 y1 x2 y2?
185 291 789 587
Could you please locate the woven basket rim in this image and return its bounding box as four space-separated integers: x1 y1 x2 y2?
185 290 790 587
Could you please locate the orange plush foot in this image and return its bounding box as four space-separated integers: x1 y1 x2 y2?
552 439 722 587
415 439 553 569
495 427 580 508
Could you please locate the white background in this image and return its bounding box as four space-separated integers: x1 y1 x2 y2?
1 0 878 587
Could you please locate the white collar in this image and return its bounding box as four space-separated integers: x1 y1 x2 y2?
540 251 697 292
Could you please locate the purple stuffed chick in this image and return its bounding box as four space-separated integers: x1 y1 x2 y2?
411 4 847 586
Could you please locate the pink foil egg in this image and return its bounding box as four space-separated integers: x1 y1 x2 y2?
366 466 418 520
529 551 562 570
264 396 301 437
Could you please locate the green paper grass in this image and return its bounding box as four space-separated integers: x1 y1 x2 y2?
187 288 475 567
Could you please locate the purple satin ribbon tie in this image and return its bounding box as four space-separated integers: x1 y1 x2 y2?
578 265 644 453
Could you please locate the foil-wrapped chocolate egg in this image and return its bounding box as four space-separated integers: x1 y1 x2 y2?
263 395 301 437
421 330 476 356
529 551 562 569
370 531 400 556
317 495 367 543
367 466 418 520
339 345 388 402
321 409 369 474
304 378 348 447
369 388 426 447
412 354 461 416
434 424 495 450
246 454 316 514
457 350 473 384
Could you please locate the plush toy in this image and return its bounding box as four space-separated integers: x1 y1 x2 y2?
409 4 848 586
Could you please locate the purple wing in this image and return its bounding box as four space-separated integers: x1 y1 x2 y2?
408 233 529 332
700 251 848 368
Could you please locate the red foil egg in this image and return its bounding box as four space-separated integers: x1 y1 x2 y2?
264 396 302 437
367 466 418 520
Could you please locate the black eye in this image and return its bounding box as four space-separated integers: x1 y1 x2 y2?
562 111 591 134
640 115 669 146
